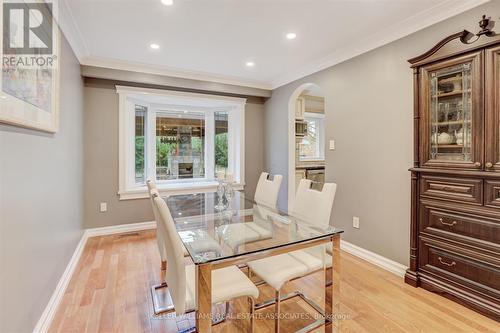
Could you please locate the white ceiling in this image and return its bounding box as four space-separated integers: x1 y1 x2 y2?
59 0 488 89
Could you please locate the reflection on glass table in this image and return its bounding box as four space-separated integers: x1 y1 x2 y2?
165 191 343 333
165 192 342 264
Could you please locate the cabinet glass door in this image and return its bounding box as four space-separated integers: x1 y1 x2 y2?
486 46 500 172
421 52 483 169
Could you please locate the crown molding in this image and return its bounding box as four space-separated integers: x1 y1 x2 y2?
57 0 90 61
270 0 490 89
57 0 489 91
81 56 272 90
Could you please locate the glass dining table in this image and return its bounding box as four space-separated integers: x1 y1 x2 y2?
165 191 343 333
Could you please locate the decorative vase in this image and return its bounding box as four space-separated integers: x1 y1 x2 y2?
215 176 226 211
437 132 453 145
455 129 464 145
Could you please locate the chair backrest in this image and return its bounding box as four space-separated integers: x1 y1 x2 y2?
153 196 187 314
149 188 160 220
254 172 283 208
146 179 157 192
146 180 166 256
290 179 337 228
146 180 158 219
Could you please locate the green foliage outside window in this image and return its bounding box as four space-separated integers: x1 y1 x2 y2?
156 138 177 167
191 137 203 154
215 133 228 168
135 136 145 182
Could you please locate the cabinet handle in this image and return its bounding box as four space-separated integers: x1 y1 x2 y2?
474 162 482 167
438 257 456 267
438 218 457 227
486 162 493 169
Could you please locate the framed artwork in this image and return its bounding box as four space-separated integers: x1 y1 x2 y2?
0 1 60 133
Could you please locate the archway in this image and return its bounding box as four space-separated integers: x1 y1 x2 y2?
287 83 325 211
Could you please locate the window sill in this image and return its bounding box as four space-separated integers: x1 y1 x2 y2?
118 181 245 200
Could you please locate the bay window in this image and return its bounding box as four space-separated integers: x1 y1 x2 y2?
117 86 245 200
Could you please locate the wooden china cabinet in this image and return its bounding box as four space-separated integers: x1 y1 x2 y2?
407 16 500 320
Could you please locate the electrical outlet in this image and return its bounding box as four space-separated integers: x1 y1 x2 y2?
329 140 335 150
100 202 107 213
353 216 360 229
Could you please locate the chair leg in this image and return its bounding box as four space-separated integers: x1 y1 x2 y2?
274 290 280 333
212 301 230 325
249 297 255 333
224 301 230 320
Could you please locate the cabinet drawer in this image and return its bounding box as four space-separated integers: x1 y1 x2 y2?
485 180 500 208
419 238 500 298
420 175 483 205
420 203 500 249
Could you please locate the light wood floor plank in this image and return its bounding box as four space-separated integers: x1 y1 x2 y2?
48 230 498 333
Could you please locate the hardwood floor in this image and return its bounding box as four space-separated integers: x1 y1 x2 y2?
49 230 499 333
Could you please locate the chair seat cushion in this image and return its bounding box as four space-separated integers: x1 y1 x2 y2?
247 222 272 238
248 254 309 290
180 230 223 258
289 249 325 272
216 223 269 250
188 237 223 257
184 265 259 311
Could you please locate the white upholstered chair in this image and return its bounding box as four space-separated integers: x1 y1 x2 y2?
247 179 337 332
254 172 283 208
153 196 259 332
216 172 283 253
147 180 222 268
147 180 169 270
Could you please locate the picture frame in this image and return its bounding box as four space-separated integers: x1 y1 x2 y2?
0 1 61 133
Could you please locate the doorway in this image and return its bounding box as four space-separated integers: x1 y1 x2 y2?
287 83 325 211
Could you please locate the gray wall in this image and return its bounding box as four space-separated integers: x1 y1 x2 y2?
0 37 84 332
84 79 265 228
264 1 500 266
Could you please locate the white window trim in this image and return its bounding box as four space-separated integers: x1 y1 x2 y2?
299 112 325 162
117 85 246 200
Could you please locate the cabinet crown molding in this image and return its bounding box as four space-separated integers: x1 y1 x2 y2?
409 15 500 67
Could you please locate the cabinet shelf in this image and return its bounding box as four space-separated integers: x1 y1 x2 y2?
435 144 464 149
438 76 463 84
434 90 470 98
432 120 470 126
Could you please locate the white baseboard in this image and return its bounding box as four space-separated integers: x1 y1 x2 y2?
32 221 156 333
84 220 156 237
340 240 408 277
33 221 406 332
32 231 88 333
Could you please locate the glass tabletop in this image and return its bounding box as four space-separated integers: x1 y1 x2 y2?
165 191 343 264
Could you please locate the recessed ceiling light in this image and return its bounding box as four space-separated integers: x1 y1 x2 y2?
150 43 160 50
161 0 174 6
0 96 7 100
245 61 255 67
286 32 297 40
